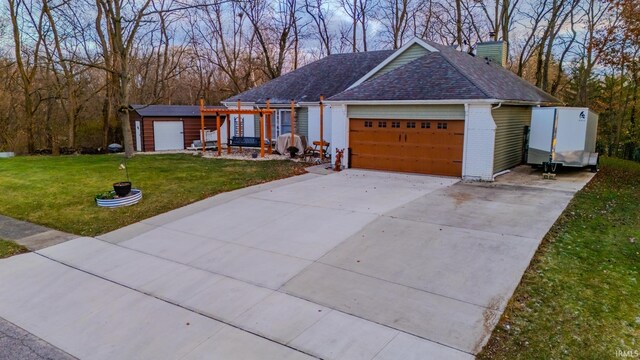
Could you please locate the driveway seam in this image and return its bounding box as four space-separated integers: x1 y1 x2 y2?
33 252 322 360
370 331 401 360
382 213 542 242
41 237 475 357
315 260 501 310
279 286 476 356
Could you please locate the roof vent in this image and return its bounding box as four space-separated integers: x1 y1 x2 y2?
476 41 507 67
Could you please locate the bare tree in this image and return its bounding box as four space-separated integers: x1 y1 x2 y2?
8 0 45 153
376 0 417 49
187 1 258 97
239 0 300 79
340 0 376 51
574 0 616 105
94 0 153 157
41 0 85 148
304 0 334 56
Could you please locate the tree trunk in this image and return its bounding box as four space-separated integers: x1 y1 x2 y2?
352 0 357 52
117 66 135 157
102 82 112 149
455 0 463 48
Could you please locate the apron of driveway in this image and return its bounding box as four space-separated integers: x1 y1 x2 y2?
0 168 593 360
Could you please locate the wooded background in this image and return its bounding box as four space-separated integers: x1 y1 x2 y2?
0 0 638 159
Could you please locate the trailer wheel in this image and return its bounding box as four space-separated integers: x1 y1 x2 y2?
590 158 600 173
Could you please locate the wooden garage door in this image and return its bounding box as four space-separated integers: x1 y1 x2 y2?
349 119 464 176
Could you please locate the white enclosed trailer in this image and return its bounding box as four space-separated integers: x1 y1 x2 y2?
527 107 599 171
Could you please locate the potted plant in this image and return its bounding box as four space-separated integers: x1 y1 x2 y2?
287 146 299 158
113 157 132 197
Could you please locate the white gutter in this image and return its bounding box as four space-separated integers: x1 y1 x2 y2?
324 99 560 106
324 99 501 106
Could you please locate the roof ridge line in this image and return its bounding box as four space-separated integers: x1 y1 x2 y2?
436 52 493 99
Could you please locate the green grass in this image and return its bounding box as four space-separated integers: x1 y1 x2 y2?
0 154 306 236
0 239 28 259
479 157 640 359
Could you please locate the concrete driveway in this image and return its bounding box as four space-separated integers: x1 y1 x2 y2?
0 167 593 360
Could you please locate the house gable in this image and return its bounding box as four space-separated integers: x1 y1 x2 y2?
371 43 430 79
347 37 438 90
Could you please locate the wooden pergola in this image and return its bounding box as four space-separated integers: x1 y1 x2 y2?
199 98 276 158
199 96 327 159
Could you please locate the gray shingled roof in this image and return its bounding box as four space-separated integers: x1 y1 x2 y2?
224 50 395 104
131 105 225 117
330 40 560 104
327 53 488 101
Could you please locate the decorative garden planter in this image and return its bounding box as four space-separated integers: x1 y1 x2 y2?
96 189 142 208
113 181 132 197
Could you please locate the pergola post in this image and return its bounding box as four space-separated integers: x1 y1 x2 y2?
266 99 272 155
199 98 205 156
216 113 222 156
319 95 324 159
226 104 231 154
259 112 265 158
237 100 242 152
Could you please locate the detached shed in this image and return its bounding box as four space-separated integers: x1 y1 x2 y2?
129 105 227 152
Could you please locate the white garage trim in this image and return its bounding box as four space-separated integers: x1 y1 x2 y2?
135 120 142 152
462 104 496 181
330 104 349 165
332 103 499 180
154 121 184 151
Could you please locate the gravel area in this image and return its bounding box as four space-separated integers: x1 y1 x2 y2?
203 148 317 162
0 317 76 360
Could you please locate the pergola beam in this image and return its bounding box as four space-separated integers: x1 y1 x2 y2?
199 99 275 158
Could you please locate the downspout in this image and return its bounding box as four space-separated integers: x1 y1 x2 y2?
493 169 510 180
463 103 469 178
491 102 502 110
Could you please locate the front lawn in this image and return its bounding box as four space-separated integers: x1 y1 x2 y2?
479 158 640 359
0 239 28 259
0 154 306 236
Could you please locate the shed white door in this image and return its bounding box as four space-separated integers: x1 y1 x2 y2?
135 121 142 151
154 121 184 151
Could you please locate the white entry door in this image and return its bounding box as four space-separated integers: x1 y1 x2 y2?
135 121 142 151
154 121 184 151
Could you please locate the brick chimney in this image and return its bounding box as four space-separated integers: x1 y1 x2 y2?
476 41 507 67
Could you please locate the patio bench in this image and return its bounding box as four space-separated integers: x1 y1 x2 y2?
229 137 271 148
